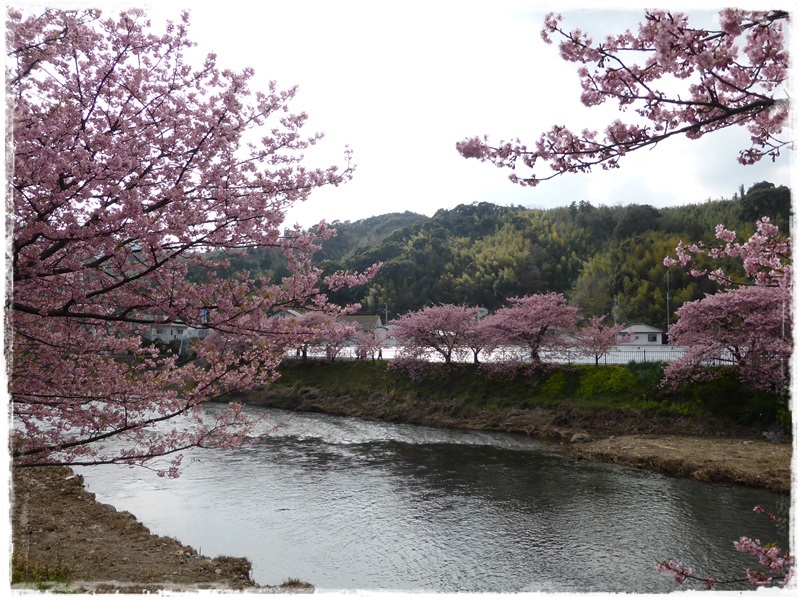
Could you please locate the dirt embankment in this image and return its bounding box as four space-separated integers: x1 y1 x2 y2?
10 466 310 594
230 385 793 494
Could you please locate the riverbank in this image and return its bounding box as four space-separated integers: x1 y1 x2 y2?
227 371 792 494
9 361 792 592
9 466 311 593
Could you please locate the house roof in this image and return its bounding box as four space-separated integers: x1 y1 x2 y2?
271 309 303 319
621 323 664 334
338 315 383 330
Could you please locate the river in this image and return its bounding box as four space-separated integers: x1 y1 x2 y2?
76 405 789 593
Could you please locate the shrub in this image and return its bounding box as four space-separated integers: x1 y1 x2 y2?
12 554 72 587
577 365 637 397
540 368 579 399
626 361 666 391
540 370 567 398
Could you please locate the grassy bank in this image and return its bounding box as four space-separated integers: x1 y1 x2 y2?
231 359 790 441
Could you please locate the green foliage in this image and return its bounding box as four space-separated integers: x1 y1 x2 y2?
203 188 790 325
776 409 792 429
272 360 788 435
272 361 787 432
540 368 580 399
625 361 666 391
341 194 778 321
12 554 73 587
540 369 567 398
685 374 788 427
738 182 791 231
636 397 700 416
575 365 637 397
313 211 427 263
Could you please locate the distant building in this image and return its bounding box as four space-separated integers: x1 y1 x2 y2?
337 315 383 331
141 309 210 344
144 323 201 343
618 323 667 345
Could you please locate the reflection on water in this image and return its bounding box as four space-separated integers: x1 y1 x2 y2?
78 406 790 592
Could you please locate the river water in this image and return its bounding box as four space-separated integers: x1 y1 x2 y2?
76 405 790 593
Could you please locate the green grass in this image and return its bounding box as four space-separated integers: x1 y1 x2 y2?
12 554 73 589
272 359 788 431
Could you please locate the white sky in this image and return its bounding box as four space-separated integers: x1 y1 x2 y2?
14 0 799 227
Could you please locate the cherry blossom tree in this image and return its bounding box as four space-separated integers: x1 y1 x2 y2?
7 8 378 475
457 9 790 185
481 293 579 365
574 316 629 366
391 304 483 365
322 321 359 362
663 285 790 392
663 218 791 393
352 327 389 361
461 317 493 364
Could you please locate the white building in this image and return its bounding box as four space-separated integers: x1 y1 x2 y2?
142 309 210 344
618 323 667 345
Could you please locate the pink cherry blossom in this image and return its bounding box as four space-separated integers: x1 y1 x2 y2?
663 217 791 392
574 315 630 366
662 284 791 392
458 10 790 185
392 304 484 365
8 9 377 475
480 293 579 365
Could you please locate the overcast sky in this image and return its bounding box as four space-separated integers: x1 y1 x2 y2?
41 0 800 227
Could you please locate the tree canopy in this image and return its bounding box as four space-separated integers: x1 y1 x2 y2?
8 9 376 474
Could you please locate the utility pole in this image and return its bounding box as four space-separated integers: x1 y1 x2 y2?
665 272 671 334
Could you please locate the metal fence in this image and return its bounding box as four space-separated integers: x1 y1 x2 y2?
291 344 690 364
594 346 686 365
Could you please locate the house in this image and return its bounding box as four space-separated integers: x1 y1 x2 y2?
144 323 200 343
141 309 210 346
618 323 667 345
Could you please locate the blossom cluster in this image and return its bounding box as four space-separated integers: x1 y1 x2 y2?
733 537 793 586
458 9 790 185
664 217 791 288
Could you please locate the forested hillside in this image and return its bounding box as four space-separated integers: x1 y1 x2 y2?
322 182 789 326
198 182 790 328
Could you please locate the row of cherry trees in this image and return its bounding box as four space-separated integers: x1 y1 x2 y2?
388 216 791 394
390 294 624 368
